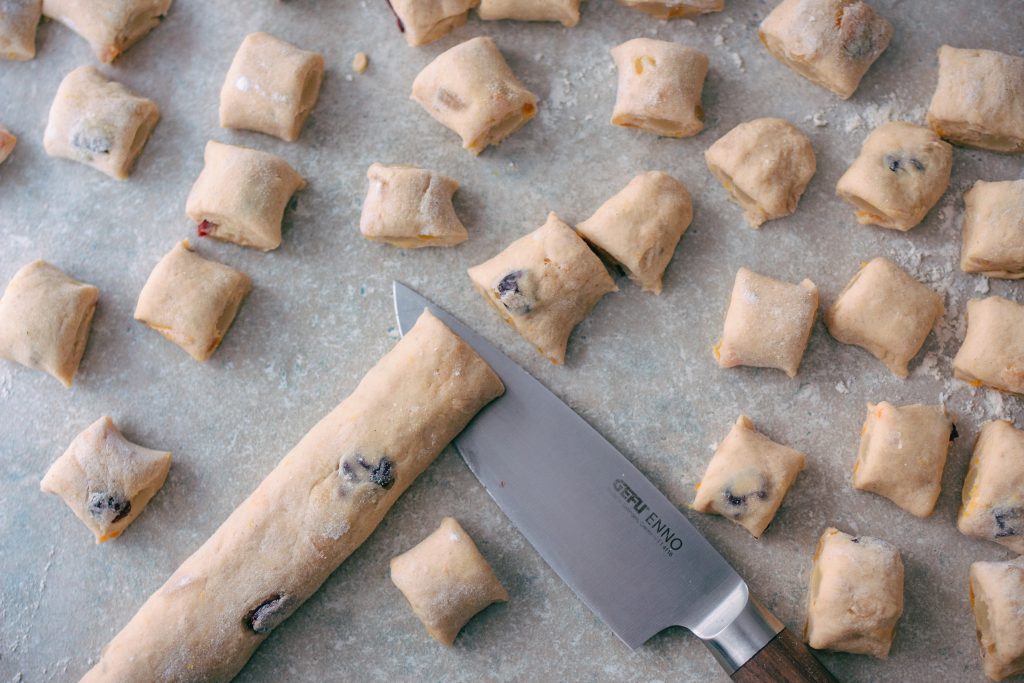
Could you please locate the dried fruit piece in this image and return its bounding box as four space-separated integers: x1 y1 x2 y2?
246 594 296 634
88 492 132 525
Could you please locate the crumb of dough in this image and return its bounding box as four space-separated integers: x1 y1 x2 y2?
352 52 369 74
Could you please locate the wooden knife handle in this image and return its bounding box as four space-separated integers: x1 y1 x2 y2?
730 627 837 683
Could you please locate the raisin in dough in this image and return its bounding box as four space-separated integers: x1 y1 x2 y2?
478 0 579 26
42 0 171 63
134 241 251 362
391 0 477 46
953 297 1024 395
186 141 305 251
219 32 324 142
714 268 818 378
961 180 1024 279
804 528 904 658
610 38 708 138
80 310 503 683
825 257 943 378
44 65 160 181
959 420 1024 554
390 517 508 646
971 557 1024 681
927 46 1024 154
0 125 15 164
40 416 171 543
705 118 816 228
758 0 892 100
1 0 41 60
359 163 468 248
411 36 537 155
575 171 692 294
0 260 98 387
692 416 805 538
468 212 616 365
616 0 722 20
853 402 954 518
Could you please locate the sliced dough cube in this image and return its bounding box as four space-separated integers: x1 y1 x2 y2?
359 163 468 248
390 517 508 646
958 420 1024 555
758 0 892 100
835 122 952 231
824 257 943 378
0 260 98 387
575 171 692 294
714 268 818 378
134 241 251 362
927 46 1024 154
805 528 904 658
616 0 723 20
219 32 324 142
704 117 816 228
468 212 616 365
391 0 477 46
0 125 16 164
411 36 537 155
42 0 171 63
953 297 1024 395
853 402 954 517
478 0 579 26
185 141 305 251
40 415 171 543
1 0 41 60
961 180 1024 279
610 38 708 138
971 556 1024 681
692 415 805 538
43 65 160 181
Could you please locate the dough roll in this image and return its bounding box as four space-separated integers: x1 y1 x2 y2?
81 310 504 682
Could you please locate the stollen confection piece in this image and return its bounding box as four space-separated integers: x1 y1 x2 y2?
1 0 41 60
616 0 722 20
970 556 1024 681
390 0 477 46
359 163 468 248
958 420 1024 554
953 297 1024 395
960 180 1024 279
42 0 172 63
478 0 579 26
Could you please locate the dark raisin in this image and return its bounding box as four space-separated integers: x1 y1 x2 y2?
88 492 132 525
383 0 404 32
197 219 215 237
496 271 531 316
994 508 1024 538
341 460 356 481
950 423 959 441
851 537 860 544
71 130 112 155
370 457 395 489
721 472 770 513
246 594 296 634
725 490 745 507
885 154 926 173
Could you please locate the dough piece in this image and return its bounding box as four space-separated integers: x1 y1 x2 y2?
804 528 904 658
616 0 723 20
468 212 616 365
478 0 579 25
758 0 892 100
43 65 160 181
575 171 692 294
134 240 251 362
824 257 943 377
692 416 806 538
185 141 305 251
610 38 708 138
40 416 171 543
971 556 1024 681
958 420 1024 555
390 0 477 46
961 180 1024 279
359 163 468 248
927 46 1024 154
714 267 818 378
953 297 1024 395
0 260 98 387
41 0 171 63
411 36 538 155
835 122 952 231
704 117 816 228
853 402 954 517
219 32 324 142
0 125 15 164
81 310 503 683
390 517 509 646
1 0 41 60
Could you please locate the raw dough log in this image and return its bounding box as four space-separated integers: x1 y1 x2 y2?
41 0 172 63
970 556 1024 681
478 0 579 26
80 310 504 683
960 180 1024 279
0 0 41 60
953 297 1024 395
616 0 722 20
0 125 16 164
390 0 477 46
958 420 1024 554
359 163 468 248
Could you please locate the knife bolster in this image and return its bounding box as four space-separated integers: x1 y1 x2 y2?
698 589 783 673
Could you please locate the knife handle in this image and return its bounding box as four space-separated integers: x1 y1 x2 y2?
730 628 837 683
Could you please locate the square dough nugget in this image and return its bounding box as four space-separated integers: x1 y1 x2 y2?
360 163 468 248
616 0 722 20
0 260 98 387
390 517 508 646
43 65 160 181
692 416 805 538
961 180 1024 279
411 36 537 155
134 240 251 362
853 402 954 517
390 0 477 46
836 122 952 231
714 267 818 378
825 257 943 378
575 171 692 294
958 420 1024 555
805 528 903 657
953 297 1024 395
40 415 171 543
971 557 1024 681
758 0 892 100
42 0 171 63
1 0 41 60
219 32 324 142
927 46 1024 154
186 141 305 251
704 117 816 228
610 38 708 138
478 0 579 26
468 212 616 365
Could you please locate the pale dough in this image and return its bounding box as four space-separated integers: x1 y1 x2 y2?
478 0 579 26
359 163 468 248
0 0 41 60
960 179 1024 279
970 556 1024 681
0 125 15 164
42 0 171 63
953 296 1024 395
616 0 722 20
390 0 477 46
958 420 1024 554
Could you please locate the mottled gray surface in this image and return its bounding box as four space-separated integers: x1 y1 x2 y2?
1 1 1023 681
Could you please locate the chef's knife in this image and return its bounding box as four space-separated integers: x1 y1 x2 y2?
393 282 836 683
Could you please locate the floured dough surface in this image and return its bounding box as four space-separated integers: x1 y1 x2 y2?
970 556 1024 681
960 179 1024 278
953 296 1024 395
360 163 468 248
391 0 477 46
0 0 41 60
